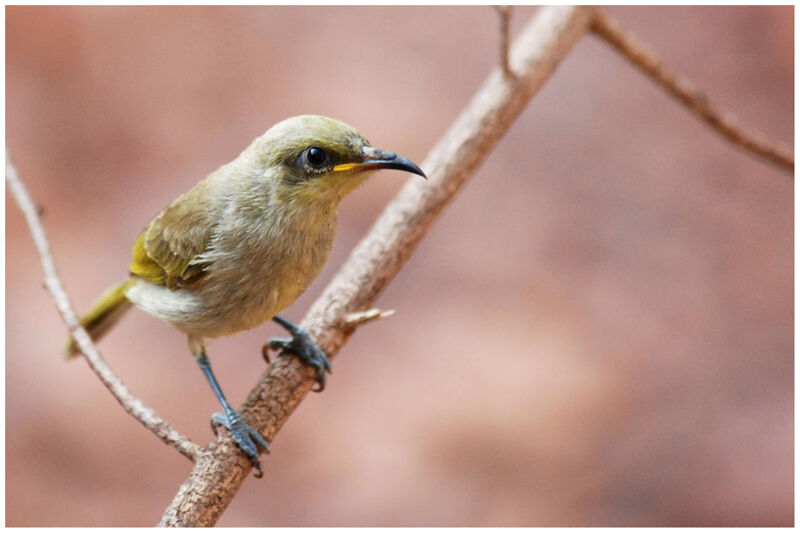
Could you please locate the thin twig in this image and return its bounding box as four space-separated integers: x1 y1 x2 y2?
590 8 793 174
158 6 595 527
496 6 515 78
6 152 202 462
343 308 395 328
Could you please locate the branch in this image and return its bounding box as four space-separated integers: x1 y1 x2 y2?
495 6 514 78
158 5 595 527
590 8 794 174
6 152 202 462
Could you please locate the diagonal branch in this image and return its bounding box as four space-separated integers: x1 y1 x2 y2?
6 153 202 462
158 5 596 527
590 8 794 174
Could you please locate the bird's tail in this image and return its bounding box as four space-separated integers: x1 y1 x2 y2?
64 279 136 358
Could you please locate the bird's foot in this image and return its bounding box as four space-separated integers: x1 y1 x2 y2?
267 328 331 392
211 410 270 477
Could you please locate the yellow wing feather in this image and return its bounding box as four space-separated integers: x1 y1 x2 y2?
129 181 214 290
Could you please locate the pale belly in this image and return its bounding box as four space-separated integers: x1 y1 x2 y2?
126 267 314 339
125 234 331 339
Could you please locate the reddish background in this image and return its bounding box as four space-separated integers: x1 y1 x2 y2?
6 6 793 526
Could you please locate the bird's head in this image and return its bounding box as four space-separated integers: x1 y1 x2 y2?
249 115 426 207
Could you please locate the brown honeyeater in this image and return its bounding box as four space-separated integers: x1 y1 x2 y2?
65 115 426 473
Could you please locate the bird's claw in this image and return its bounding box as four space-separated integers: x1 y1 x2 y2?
211 410 270 477
266 331 331 392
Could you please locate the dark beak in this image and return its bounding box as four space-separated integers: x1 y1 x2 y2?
333 147 427 179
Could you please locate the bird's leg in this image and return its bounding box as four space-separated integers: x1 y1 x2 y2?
267 315 332 392
189 336 269 477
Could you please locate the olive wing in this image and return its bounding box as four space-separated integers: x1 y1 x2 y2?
129 183 214 290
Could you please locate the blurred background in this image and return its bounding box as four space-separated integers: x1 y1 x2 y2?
6 6 793 527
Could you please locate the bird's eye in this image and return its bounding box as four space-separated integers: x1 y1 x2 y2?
305 147 328 168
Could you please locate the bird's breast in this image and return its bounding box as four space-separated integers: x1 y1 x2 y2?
187 213 337 337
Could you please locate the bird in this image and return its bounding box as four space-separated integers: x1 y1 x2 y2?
64 114 426 473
